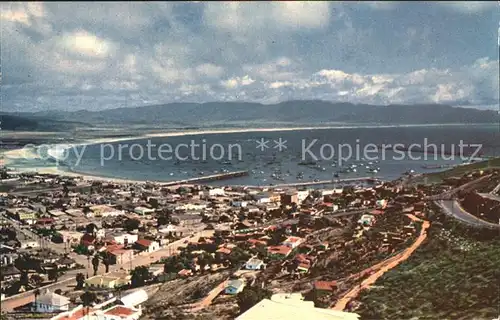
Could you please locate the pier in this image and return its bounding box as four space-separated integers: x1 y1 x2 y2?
240 176 381 189
161 170 249 186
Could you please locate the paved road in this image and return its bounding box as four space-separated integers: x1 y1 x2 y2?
426 174 492 201
0 229 213 312
436 200 500 229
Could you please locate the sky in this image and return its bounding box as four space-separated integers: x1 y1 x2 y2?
1 1 499 112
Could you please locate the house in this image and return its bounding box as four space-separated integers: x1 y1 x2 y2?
108 249 134 265
178 269 193 277
313 280 337 298
134 207 155 215
1 265 21 281
101 305 142 320
357 214 375 226
20 240 39 249
134 239 160 253
108 232 139 245
225 279 246 295
89 205 124 217
244 257 266 270
158 224 177 234
58 231 83 245
81 234 97 251
85 271 131 289
375 199 388 209
281 191 298 205
48 210 67 218
31 290 70 313
282 236 304 249
267 246 293 259
232 200 248 208
55 256 77 269
201 188 225 198
7 208 37 225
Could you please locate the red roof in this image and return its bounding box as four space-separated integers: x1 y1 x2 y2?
81 233 96 244
57 307 94 320
104 306 136 316
216 247 232 255
135 239 152 247
313 280 337 291
105 244 124 253
370 209 385 215
267 245 292 256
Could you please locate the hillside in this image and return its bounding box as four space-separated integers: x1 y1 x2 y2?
355 217 500 319
6 101 498 127
0 114 89 132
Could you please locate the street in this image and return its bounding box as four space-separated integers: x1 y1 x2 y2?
437 200 500 229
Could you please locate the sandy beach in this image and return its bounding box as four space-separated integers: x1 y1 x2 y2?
0 123 481 184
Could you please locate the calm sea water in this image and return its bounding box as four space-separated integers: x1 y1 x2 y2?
55 125 499 186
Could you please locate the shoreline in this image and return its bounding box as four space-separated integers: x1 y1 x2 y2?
0 124 494 185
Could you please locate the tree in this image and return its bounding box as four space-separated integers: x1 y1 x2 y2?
237 286 272 313
131 266 150 287
80 291 97 307
48 268 62 282
102 252 112 273
92 255 100 276
54 289 63 295
34 289 40 307
85 223 98 236
76 273 86 289
124 218 140 232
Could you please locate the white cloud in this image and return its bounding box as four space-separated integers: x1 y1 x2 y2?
221 75 255 89
58 31 113 59
437 1 497 13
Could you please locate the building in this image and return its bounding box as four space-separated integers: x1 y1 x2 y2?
108 232 138 245
281 191 299 205
108 249 134 265
58 231 84 245
89 205 124 217
375 199 388 210
134 239 160 253
20 239 39 249
357 214 375 226
244 257 266 270
134 207 155 215
7 208 37 225
85 272 131 289
201 188 225 198
282 236 304 249
119 289 148 307
236 293 360 320
31 290 70 313
225 279 246 295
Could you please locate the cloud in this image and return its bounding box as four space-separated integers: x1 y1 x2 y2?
437 1 497 13
0 2 497 111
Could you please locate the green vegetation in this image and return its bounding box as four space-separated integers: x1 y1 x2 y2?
415 157 500 184
355 222 500 319
237 286 272 314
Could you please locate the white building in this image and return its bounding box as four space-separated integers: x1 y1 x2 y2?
109 232 138 245
32 290 70 313
201 188 225 198
134 207 155 215
20 240 39 249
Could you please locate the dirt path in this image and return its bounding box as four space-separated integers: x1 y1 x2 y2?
332 214 430 311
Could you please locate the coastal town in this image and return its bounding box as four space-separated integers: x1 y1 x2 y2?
1 162 498 320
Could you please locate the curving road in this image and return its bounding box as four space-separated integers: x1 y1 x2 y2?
436 200 500 229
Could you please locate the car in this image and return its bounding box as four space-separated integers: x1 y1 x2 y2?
183 240 189 244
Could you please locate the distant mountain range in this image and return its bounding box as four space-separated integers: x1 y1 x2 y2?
2 101 499 131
